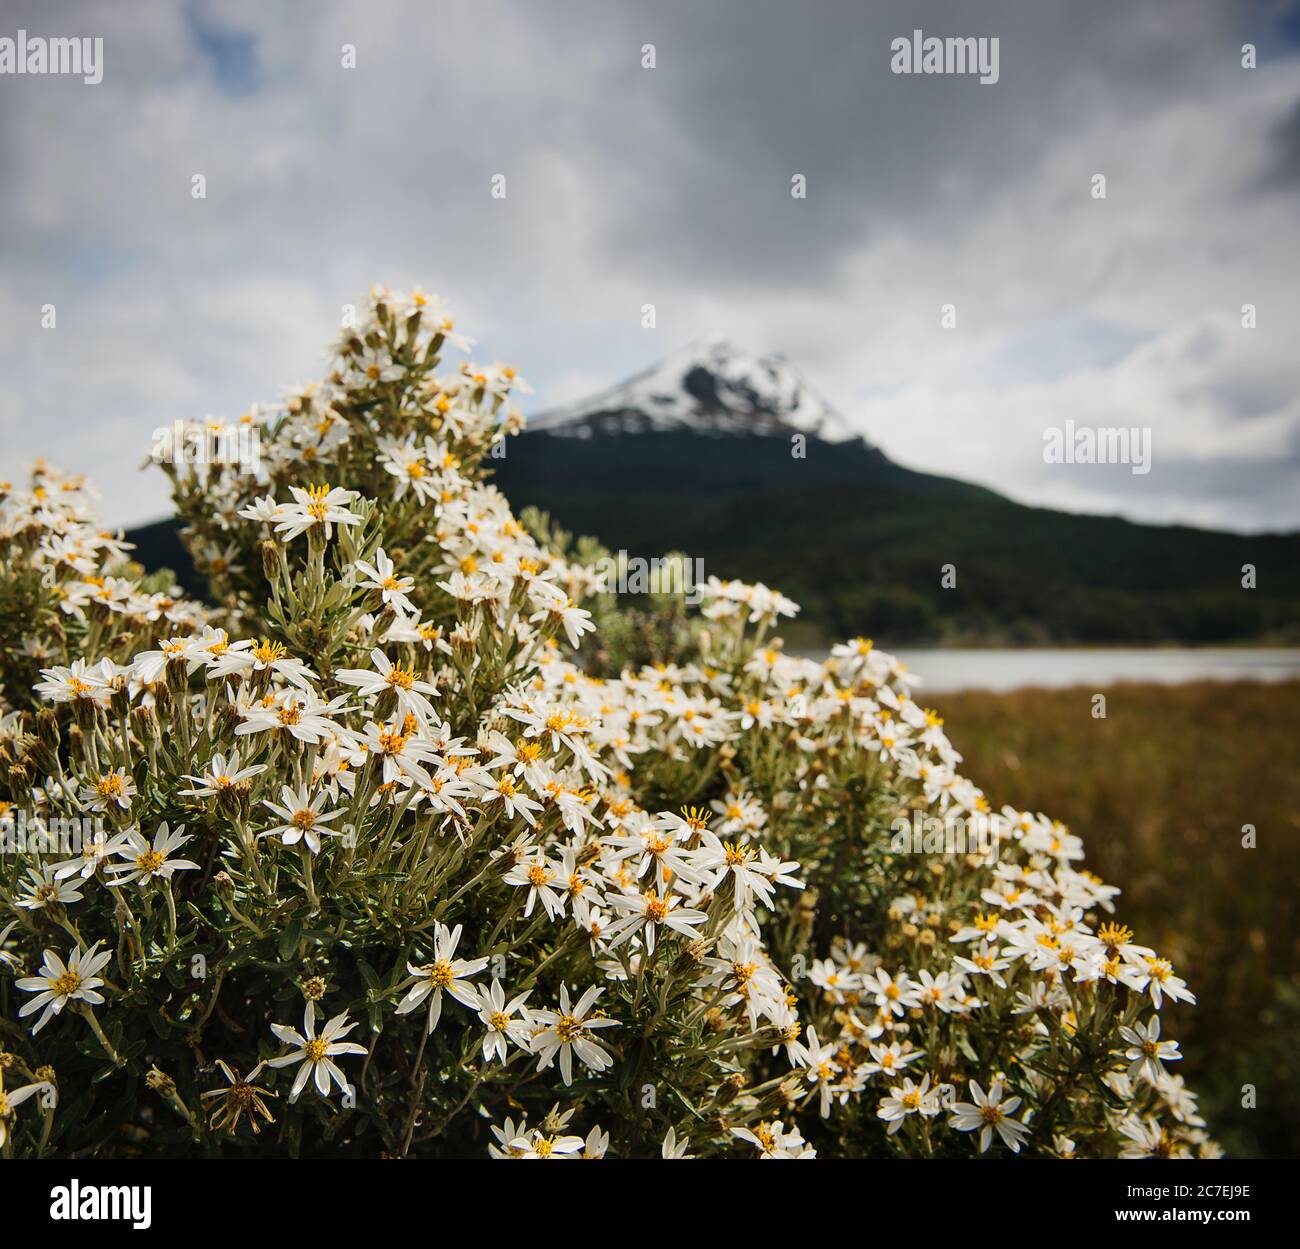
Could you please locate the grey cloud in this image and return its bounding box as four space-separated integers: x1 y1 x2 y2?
0 0 1296 534
1261 90 1300 186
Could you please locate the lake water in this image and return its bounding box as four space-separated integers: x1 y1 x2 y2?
880 648 1300 693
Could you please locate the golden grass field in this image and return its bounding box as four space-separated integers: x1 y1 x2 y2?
935 679 1300 1158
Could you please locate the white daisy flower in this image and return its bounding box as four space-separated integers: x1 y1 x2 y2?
15 943 112 1034
354 548 416 615
473 978 533 1062
0 1070 54 1148
530 984 619 1086
267 1002 368 1101
947 1079 1031 1153
106 823 200 888
14 864 84 911
1119 1015 1182 1085
395 923 489 1034
260 784 346 855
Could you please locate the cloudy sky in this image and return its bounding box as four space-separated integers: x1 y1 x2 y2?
2 0 1298 532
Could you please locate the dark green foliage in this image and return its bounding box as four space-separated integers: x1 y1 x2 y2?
488 432 1300 645
128 432 1300 645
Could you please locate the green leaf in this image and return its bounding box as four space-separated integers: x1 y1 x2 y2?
278 920 302 963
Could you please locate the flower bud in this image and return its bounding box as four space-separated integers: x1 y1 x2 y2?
672 938 710 976
7 761 32 802
214 698 240 737
70 694 97 733
110 679 131 718
715 1072 746 1106
153 681 173 718
35 707 61 752
164 654 189 692
131 705 158 736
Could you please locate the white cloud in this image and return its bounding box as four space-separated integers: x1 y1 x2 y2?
0 0 1295 532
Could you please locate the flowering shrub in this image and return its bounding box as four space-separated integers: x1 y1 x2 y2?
0 288 1215 1159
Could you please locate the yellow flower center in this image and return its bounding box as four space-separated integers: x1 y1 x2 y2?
554 1014 582 1043
304 483 334 520
385 664 416 691
136 850 165 874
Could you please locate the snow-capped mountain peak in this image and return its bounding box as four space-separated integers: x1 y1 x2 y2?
528 339 865 444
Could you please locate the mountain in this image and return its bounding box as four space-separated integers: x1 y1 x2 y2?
530 339 863 444
124 343 1300 646
488 343 1300 645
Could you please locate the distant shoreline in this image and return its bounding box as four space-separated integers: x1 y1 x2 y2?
788 646 1300 694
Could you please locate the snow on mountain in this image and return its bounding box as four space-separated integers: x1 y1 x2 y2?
528 339 867 444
